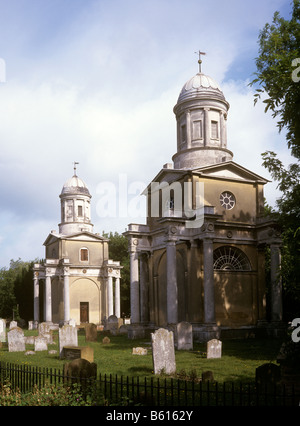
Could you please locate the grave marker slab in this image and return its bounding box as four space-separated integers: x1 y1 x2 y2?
207 339 222 359
177 321 193 350
34 336 48 351
0 319 6 343
151 328 176 375
59 324 78 358
85 323 97 342
7 327 25 352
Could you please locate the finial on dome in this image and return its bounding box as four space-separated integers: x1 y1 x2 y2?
194 50 206 73
73 161 79 176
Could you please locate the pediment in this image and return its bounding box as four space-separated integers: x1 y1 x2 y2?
193 161 269 184
44 231 107 246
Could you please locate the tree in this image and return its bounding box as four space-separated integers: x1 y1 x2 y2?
250 0 300 158
261 151 300 319
250 1 300 320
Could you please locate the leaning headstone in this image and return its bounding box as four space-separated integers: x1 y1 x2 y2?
177 321 193 350
85 323 98 342
59 324 78 358
0 319 6 343
9 321 18 330
7 327 25 352
34 336 48 351
207 339 222 359
106 315 118 335
151 328 176 375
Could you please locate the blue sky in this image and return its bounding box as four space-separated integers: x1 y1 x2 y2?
0 0 294 267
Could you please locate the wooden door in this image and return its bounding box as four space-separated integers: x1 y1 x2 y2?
80 302 89 323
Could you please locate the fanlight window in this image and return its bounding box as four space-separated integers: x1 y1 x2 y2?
213 246 251 271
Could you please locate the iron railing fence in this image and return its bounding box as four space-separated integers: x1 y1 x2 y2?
0 361 299 406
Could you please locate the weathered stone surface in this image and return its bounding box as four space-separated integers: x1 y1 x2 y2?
85 323 98 342
0 319 6 343
132 347 147 355
34 336 48 351
59 324 78 358
151 328 176 375
63 358 97 382
7 327 25 352
177 321 193 350
207 339 222 359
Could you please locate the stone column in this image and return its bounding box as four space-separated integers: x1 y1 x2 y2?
63 267 70 323
203 238 215 324
107 275 114 317
139 253 149 323
186 109 191 149
115 277 121 318
45 270 52 323
220 111 226 147
166 238 178 325
204 108 210 146
130 249 140 324
270 243 282 322
33 273 39 323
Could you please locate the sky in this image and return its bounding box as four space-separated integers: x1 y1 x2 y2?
0 0 295 268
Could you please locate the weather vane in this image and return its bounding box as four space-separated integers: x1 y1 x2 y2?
73 161 79 176
195 50 206 73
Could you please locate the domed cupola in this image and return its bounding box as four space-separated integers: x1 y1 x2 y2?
58 164 93 235
172 63 233 169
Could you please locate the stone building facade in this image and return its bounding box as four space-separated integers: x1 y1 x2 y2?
33 171 122 326
124 71 282 341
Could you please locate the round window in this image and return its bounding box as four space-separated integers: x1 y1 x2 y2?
220 191 236 210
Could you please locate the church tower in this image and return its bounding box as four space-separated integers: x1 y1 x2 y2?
173 72 233 169
124 58 282 341
33 166 122 326
59 164 93 235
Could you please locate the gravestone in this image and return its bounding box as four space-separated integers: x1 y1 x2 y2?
0 319 6 343
151 328 176 375
34 336 48 351
9 320 18 329
7 327 25 352
102 336 110 344
177 321 193 350
85 323 98 342
38 322 53 344
69 319 76 327
59 324 78 359
63 358 97 384
207 339 222 359
106 315 118 335
256 363 281 387
132 347 148 355
63 346 94 363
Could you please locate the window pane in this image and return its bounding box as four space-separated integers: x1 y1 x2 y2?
80 248 88 261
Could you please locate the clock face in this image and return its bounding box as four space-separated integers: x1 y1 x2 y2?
220 191 236 210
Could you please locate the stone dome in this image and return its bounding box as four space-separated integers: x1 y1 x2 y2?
177 72 226 104
61 175 91 196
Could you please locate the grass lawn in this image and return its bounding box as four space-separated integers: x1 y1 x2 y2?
0 329 283 383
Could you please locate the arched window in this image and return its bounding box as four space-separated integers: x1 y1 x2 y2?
80 248 89 262
213 246 251 271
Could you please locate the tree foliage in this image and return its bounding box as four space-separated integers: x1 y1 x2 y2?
0 259 34 320
250 0 300 159
251 1 300 319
